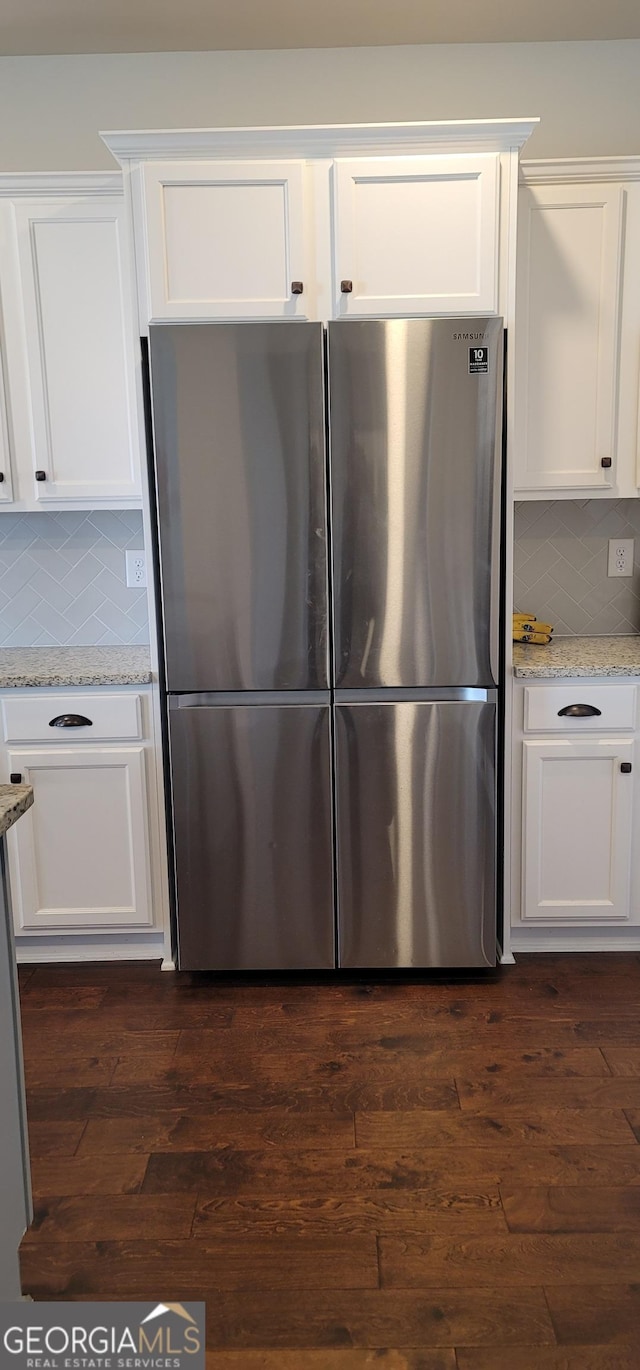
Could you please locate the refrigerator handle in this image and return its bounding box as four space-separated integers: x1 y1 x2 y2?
489 328 506 687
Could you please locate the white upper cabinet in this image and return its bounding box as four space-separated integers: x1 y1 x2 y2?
514 163 640 498
331 154 500 317
0 178 144 508
106 123 537 328
142 160 310 321
12 195 142 503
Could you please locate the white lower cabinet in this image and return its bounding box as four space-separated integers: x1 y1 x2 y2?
0 687 165 950
522 737 634 923
512 677 640 949
7 746 152 933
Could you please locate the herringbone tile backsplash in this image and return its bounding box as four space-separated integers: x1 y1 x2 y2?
515 499 640 635
0 511 149 647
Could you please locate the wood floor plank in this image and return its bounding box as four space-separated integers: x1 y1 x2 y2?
19 1236 379 1294
19 986 107 1011
118 1047 463 1095
355 1108 634 1148
501 1185 640 1232
23 1055 116 1089
20 1023 180 1058
193 1191 507 1237
22 1194 197 1242
89 1082 465 1114
205 1354 456 1369
30 1154 148 1198
603 1049 640 1077
176 1035 609 1077
199 1289 555 1350
378 1233 640 1288
27 1121 86 1157
26 1088 96 1122
77 1112 356 1154
141 1144 640 1196
545 1283 640 1346
456 1350 640 1369
456 1077 640 1112
172 1025 597 1064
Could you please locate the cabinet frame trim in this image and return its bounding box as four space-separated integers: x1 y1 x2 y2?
102 119 539 165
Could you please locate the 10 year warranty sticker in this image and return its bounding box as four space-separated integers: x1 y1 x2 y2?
469 347 489 374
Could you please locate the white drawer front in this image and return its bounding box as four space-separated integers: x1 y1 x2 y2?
524 684 637 733
2 693 142 743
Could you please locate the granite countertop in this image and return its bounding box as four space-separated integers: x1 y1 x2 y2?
0 784 33 837
0 646 152 689
514 636 640 679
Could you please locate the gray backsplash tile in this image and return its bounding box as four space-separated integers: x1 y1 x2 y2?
514 499 640 635
0 512 149 647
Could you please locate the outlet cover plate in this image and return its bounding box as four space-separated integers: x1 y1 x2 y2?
608 538 634 577
125 550 147 588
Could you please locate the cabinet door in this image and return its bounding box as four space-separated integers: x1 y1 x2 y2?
11 197 142 502
0 344 14 502
0 208 17 503
522 738 634 923
332 154 499 317
143 161 309 321
6 746 153 933
514 183 625 494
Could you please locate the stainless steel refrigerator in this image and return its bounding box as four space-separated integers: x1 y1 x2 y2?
148 317 504 971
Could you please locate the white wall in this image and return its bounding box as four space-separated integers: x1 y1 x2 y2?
0 40 638 169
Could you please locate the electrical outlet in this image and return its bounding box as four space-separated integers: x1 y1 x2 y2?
607 538 634 578
125 550 147 588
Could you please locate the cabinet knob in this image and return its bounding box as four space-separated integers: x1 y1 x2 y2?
10 772 22 784
291 281 304 295
601 457 612 469
341 280 353 294
621 761 633 773
557 704 602 717
0 473 4 483
49 714 93 728
35 470 47 481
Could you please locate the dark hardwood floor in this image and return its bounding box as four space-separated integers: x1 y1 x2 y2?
17 953 640 1367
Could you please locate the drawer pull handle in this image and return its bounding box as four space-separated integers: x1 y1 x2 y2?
49 714 93 728
557 704 602 718
621 762 633 774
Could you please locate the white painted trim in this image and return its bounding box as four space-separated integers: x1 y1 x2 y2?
0 173 122 198
16 933 165 963
521 157 640 185
511 932 640 951
102 119 539 164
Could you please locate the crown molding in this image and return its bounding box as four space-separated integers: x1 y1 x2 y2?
521 156 640 184
0 172 122 197
101 118 539 164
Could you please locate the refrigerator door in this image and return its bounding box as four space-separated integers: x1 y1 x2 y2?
335 699 496 968
169 698 334 970
329 317 503 689
150 322 328 692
